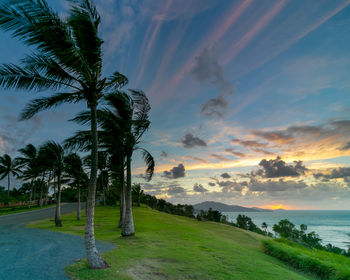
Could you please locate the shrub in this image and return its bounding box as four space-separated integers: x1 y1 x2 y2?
263 239 350 279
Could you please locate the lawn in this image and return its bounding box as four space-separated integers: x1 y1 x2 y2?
29 206 313 280
0 204 54 216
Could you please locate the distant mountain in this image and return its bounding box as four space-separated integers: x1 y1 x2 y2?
193 201 273 212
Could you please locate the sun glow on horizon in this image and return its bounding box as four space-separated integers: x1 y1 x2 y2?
261 204 294 210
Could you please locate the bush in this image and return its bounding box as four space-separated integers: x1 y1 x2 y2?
263 239 350 279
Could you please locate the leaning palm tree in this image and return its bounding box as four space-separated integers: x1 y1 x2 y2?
116 91 154 236
0 0 128 268
68 90 155 236
17 144 39 207
39 141 65 227
0 154 21 197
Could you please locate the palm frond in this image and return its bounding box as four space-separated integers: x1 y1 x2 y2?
69 110 91 126
22 53 80 87
105 72 128 90
0 63 75 91
68 0 102 74
20 92 81 120
0 0 90 79
64 130 92 152
137 147 154 181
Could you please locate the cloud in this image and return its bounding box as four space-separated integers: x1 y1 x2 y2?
191 44 234 94
314 167 350 181
210 154 231 162
248 179 308 193
252 156 307 178
183 155 210 164
221 172 231 179
167 186 186 195
231 139 268 148
252 121 350 146
160 151 168 157
142 0 215 21
191 44 234 118
162 163 186 179
252 130 294 144
339 142 350 151
217 180 246 192
208 182 216 187
193 183 208 193
0 114 43 154
224 148 245 158
251 148 274 155
181 133 207 148
200 94 229 118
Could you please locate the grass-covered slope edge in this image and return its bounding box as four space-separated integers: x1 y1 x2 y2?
262 239 350 279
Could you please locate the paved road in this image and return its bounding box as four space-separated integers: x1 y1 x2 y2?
0 204 115 280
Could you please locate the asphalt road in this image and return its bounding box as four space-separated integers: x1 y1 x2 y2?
0 203 115 280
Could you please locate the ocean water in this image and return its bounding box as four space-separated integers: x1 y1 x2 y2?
223 211 350 249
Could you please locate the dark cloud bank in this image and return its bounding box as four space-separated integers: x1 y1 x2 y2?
163 163 186 179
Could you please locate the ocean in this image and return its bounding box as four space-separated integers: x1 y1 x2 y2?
223 210 350 249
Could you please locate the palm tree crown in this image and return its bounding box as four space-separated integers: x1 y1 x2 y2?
0 154 21 196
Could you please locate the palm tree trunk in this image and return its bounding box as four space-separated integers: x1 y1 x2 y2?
7 173 10 197
46 171 52 206
84 101 108 269
39 173 45 207
122 154 134 236
55 174 62 227
118 167 125 228
28 180 33 209
77 180 81 221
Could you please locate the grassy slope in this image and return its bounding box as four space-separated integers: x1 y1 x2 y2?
29 206 313 280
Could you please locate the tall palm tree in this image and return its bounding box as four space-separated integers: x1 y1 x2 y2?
68 90 154 236
39 141 65 227
0 154 21 197
0 0 127 268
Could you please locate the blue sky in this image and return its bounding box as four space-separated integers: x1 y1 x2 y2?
0 0 350 209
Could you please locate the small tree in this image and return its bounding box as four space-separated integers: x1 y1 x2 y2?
272 219 295 238
261 222 268 234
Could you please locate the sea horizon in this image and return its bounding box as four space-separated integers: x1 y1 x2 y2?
223 210 350 249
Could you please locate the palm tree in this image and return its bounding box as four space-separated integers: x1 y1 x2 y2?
132 183 143 207
64 153 85 220
17 144 38 207
0 154 21 197
111 90 154 236
0 0 128 268
39 141 65 227
66 90 155 236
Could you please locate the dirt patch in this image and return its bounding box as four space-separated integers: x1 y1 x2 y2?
127 258 176 280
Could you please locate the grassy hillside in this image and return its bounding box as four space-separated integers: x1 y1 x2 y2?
29 206 313 280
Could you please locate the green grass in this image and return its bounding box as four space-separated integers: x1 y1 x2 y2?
0 204 54 216
29 206 314 280
263 239 350 279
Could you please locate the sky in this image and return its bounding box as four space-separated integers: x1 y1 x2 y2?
0 0 350 210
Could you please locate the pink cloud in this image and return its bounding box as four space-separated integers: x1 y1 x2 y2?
135 0 173 85
221 0 288 64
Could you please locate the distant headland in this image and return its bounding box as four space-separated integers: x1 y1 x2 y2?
193 201 274 212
